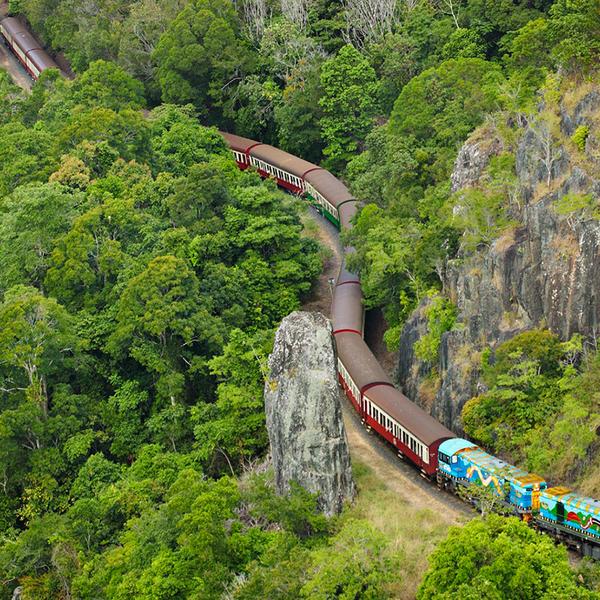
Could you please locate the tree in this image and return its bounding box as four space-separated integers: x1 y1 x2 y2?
319 44 379 170
48 0 133 72
0 124 55 196
191 329 271 472
70 60 146 111
117 0 187 96
259 19 325 84
281 0 311 30
107 255 222 402
0 286 78 416
275 63 324 162
343 0 399 48
548 0 600 71
300 519 397 598
149 105 229 175
462 329 581 459
441 28 486 59
389 58 502 152
418 515 594 599
153 0 254 121
0 183 81 292
0 70 23 125
240 0 268 43
45 195 144 309
56 106 151 164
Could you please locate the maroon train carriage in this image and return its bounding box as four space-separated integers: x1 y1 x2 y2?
334 331 393 414
220 132 360 227
362 385 454 476
220 132 261 170
250 143 317 195
221 132 316 195
0 17 58 79
303 169 354 225
336 198 358 231
336 251 360 286
331 281 364 336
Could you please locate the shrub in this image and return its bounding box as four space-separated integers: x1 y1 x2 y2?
572 125 590 151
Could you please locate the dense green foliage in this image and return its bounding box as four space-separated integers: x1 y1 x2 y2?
414 294 457 364
0 60 336 596
418 515 597 599
463 330 600 483
2 0 599 595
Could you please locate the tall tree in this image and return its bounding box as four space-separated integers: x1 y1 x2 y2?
153 0 254 121
319 44 379 170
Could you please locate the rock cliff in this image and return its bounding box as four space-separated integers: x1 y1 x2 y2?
397 83 600 433
264 311 355 516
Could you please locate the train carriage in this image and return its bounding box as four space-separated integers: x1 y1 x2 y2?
363 385 454 476
438 438 547 515
0 17 58 79
538 487 600 557
336 252 360 286
303 169 354 226
336 199 358 231
331 282 364 336
220 132 359 227
249 143 316 195
219 132 261 169
334 332 392 414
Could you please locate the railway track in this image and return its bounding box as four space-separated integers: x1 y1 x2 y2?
1 10 598 558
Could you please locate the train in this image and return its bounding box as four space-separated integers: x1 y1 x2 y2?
1 13 597 559
220 131 600 559
0 16 59 79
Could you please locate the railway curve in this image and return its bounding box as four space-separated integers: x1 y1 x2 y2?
0 11 598 557
219 131 600 560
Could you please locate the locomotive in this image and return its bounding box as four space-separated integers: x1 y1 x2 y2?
221 131 600 560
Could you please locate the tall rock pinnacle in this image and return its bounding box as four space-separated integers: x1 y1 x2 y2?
264 311 355 516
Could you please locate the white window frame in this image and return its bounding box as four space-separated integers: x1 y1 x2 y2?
363 395 430 464
337 357 360 405
304 181 339 220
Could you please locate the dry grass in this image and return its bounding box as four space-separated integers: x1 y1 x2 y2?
576 456 600 498
531 173 569 203
453 344 481 380
417 375 440 411
550 233 580 261
561 80 598 115
493 226 517 253
347 460 463 599
499 310 520 331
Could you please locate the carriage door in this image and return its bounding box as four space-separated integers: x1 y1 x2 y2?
531 483 540 512
557 501 565 523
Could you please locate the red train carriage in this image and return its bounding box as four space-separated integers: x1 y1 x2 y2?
331 281 364 336
219 131 354 226
362 385 454 476
336 252 360 286
0 17 58 79
334 332 393 414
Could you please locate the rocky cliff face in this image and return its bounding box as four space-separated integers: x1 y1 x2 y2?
264 311 355 516
398 84 600 433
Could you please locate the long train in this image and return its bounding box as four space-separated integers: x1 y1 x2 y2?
3 20 598 558
220 132 600 560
